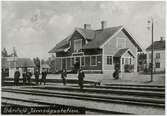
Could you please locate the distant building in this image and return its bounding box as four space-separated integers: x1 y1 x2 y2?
146 37 165 72
2 57 35 78
49 21 142 74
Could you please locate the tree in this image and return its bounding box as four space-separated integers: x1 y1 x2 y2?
12 47 17 57
138 53 147 64
33 57 40 71
41 59 45 65
2 48 8 57
36 57 40 68
8 47 18 57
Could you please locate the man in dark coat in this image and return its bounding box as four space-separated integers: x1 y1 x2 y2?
74 60 80 73
26 69 32 85
61 69 67 86
14 68 20 86
22 68 27 85
40 69 47 85
78 69 85 90
34 69 40 85
113 63 120 80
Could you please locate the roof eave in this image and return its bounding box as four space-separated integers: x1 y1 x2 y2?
122 27 143 52
82 47 100 50
146 48 165 51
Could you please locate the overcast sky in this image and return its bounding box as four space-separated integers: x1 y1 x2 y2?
2 1 165 60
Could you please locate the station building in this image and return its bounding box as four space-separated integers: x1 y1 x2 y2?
49 21 142 74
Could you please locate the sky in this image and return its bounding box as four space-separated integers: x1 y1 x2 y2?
2 1 166 60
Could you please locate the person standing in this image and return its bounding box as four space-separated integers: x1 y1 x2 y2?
78 69 85 90
34 69 40 85
14 68 20 86
61 69 67 86
27 69 32 85
113 64 120 80
22 69 27 85
40 69 44 85
74 60 80 73
43 70 48 85
40 69 47 85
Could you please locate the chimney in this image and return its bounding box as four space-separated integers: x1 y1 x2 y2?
84 24 91 30
160 36 164 41
101 21 107 30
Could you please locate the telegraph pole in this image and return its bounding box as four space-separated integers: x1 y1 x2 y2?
151 18 154 82
148 18 154 82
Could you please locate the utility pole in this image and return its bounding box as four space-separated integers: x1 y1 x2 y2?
151 18 154 82
148 18 154 82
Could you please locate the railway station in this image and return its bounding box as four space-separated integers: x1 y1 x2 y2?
1 1 165 115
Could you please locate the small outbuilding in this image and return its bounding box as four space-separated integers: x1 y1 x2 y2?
2 57 35 78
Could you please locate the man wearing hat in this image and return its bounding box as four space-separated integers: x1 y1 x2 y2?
77 68 85 90
14 68 20 86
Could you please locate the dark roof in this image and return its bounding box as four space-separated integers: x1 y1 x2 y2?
49 25 142 53
49 26 122 53
146 40 165 51
2 57 35 68
51 44 69 52
48 35 72 53
83 26 123 49
76 28 95 40
114 48 129 57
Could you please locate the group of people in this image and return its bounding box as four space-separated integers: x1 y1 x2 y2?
14 65 119 88
34 68 47 85
14 68 33 86
60 66 120 89
61 68 85 90
14 68 48 86
22 69 32 85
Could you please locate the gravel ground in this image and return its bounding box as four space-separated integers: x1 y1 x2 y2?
40 73 165 85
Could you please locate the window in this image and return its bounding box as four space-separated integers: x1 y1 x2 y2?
85 56 90 66
156 62 160 68
117 38 126 49
125 58 129 64
74 39 82 52
107 56 112 65
70 58 74 67
156 53 160 59
122 58 124 64
90 56 97 66
130 58 131 64
81 57 85 66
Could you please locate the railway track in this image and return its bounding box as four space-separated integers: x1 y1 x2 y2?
2 88 164 107
27 85 165 98
2 84 165 114
2 97 131 114
72 85 165 91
